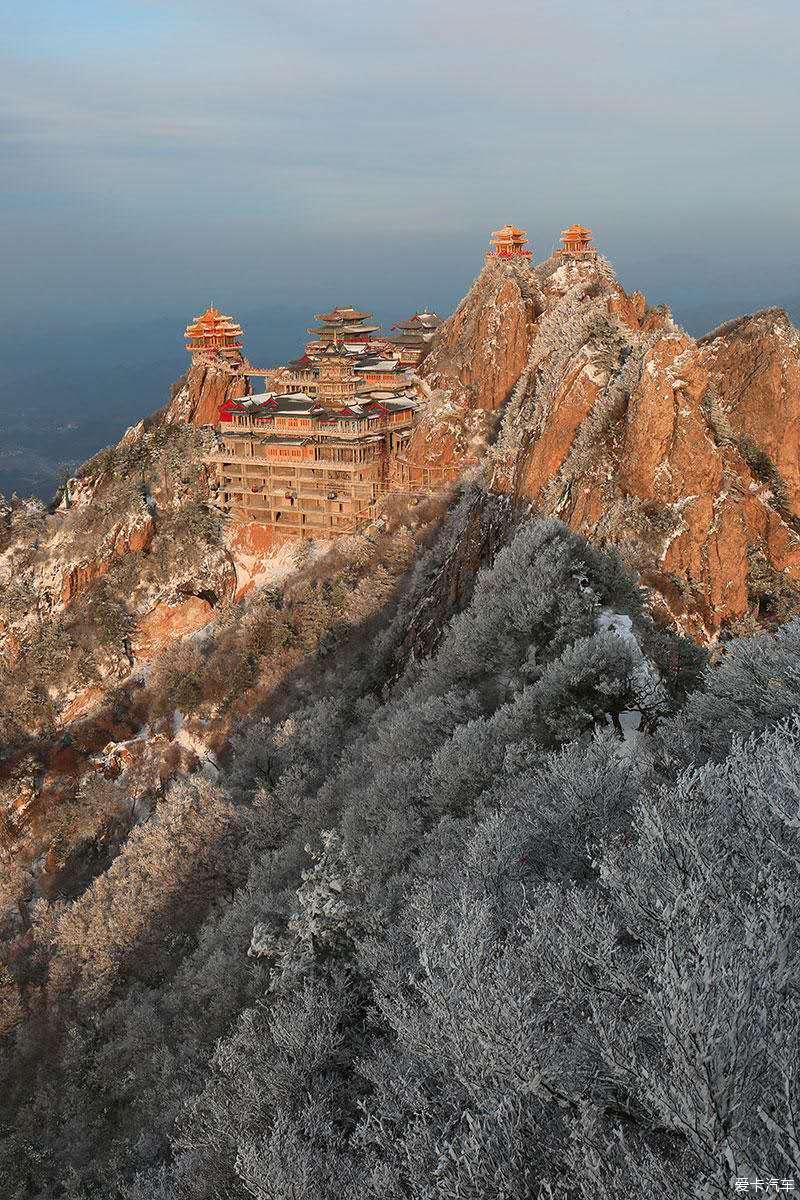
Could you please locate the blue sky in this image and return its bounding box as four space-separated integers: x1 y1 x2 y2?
2 0 800 340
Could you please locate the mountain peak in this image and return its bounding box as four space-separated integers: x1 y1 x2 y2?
406 253 800 639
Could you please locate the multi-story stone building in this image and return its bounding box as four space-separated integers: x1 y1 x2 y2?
206 343 416 540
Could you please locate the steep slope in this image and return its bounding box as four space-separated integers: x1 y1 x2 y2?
698 308 800 509
4 485 800 1198
401 257 543 483
0 436 445 920
497 271 800 637
408 252 800 638
0 420 234 730
166 360 252 426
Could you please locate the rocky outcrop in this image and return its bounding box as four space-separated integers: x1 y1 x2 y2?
698 308 800 513
488 266 800 638
223 518 298 599
0 418 237 747
60 513 155 605
165 362 251 426
399 254 676 492
401 258 543 484
536 256 672 336
59 686 106 726
133 597 216 661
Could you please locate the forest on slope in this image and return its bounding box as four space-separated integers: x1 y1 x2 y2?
2 480 799 1199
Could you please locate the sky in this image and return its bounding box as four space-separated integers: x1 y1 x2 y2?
1 0 799 496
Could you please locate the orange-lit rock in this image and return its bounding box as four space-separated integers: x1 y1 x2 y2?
399 259 543 487
223 517 299 599
229 518 274 557
133 597 215 661
520 358 605 501
699 308 800 513
60 686 106 727
60 514 155 605
166 362 251 426
493 275 800 638
0 626 22 667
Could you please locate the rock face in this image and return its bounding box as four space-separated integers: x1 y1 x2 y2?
400 258 543 486
133 597 217 661
223 517 299 599
166 362 251 426
485 259 800 638
698 309 800 512
60 513 155 604
0 420 237 732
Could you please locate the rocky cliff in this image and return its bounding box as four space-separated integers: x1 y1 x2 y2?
410 253 800 638
402 257 543 481
0 414 240 886
0 420 235 723
166 360 251 425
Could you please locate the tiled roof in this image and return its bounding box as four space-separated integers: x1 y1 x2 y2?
185 305 243 340
354 358 403 373
391 312 442 332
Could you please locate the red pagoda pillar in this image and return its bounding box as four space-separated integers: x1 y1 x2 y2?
486 224 532 260
184 305 245 363
559 225 595 256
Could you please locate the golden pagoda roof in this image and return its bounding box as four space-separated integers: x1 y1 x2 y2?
184 304 244 340
561 224 593 239
490 224 528 241
314 306 373 323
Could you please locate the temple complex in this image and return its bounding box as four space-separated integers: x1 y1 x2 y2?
486 225 532 259
185 305 245 362
387 311 442 365
201 305 418 540
208 386 416 538
194 220 595 539
559 224 595 255
265 301 433 398
306 306 381 353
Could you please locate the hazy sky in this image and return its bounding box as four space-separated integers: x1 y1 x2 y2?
3 0 800 342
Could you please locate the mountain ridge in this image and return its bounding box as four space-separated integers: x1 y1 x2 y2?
2 249 800 897
2 244 800 1192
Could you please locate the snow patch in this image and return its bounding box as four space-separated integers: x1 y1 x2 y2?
596 609 670 747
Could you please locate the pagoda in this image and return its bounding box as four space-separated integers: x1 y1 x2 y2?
185 305 244 363
307 306 381 351
391 310 441 336
559 225 595 256
204 297 421 542
486 225 532 259
315 347 359 409
388 310 442 365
